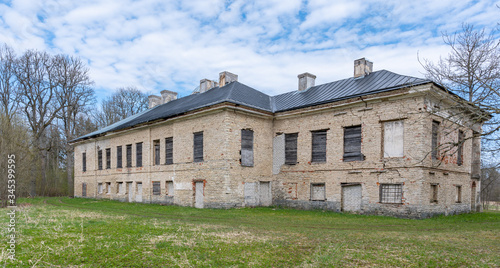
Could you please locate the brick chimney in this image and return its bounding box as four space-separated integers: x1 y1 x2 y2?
298 72 316 91
161 90 177 103
148 95 162 109
354 58 373 78
219 71 238 86
199 79 218 93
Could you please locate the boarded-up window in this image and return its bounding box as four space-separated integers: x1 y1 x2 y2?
311 183 326 201
117 146 122 168
117 182 124 194
380 184 402 204
344 126 363 162
98 183 103 194
136 142 143 167
285 133 298 165
106 148 111 169
106 182 111 194
455 185 462 203
193 132 203 162
430 184 438 203
152 181 161 195
457 130 464 166
82 152 86 172
431 121 440 160
82 183 87 197
126 144 132 167
98 150 103 170
241 129 254 167
383 121 404 157
165 137 173 165
311 130 327 163
153 140 160 165
166 181 174 196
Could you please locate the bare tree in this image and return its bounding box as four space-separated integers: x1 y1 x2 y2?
420 24 500 161
0 44 18 123
94 87 148 128
54 54 95 196
481 166 500 209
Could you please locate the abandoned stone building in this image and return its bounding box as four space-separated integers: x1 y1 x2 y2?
70 58 488 218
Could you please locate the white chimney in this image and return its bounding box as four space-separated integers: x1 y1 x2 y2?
219 71 238 86
354 58 373 78
199 79 218 93
161 90 177 103
148 95 162 109
298 72 316 91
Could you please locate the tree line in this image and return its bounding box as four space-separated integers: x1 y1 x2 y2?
0 44 148 206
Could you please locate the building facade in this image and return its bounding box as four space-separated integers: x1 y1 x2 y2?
71 58 487 218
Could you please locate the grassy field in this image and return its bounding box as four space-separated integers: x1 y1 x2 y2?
1 198 499 267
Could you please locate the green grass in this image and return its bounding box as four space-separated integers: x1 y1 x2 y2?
1 197 499 267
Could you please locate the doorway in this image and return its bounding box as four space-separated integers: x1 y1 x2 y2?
195 181 204 208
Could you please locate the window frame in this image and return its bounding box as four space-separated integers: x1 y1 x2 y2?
136 142 143 167
153 139 161 166
193 132 204 162
165 137 173 165
311 130 327 163
241 129 254 167
383 120 404 158
82 152 87 172
105 148 111 169
430 183 438 203
379 183 403 204
152 181 161 195
431 120 440 160
457 130 464 166
166 181 174 196
343 125 363 162
97 149 103 170
126 144 132 168
310 183 326 201
117 146 123 168
285 133 298 165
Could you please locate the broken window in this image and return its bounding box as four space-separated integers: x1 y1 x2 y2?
136 142 143 167
380 184 402 204
457 130 464 166
166 181 174 196
98 149 103 170
455 185 462 203
98 183 103 194
117 146 122 168
193 132 203 162
152 181 161 195
241 129 254 167
311 183 326 201
431 121 440 160
285 133 298 165
106 148 111 169
153 140 160 165
430 184 438 203
165 137 173 165
344 125 363 162
311 130 327 163
126 144 132 167
82 183 87 197
383 120 404 158
82 152 86 172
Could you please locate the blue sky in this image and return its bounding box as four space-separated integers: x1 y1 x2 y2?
0 0 498 99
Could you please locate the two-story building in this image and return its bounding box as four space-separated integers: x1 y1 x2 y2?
70 58 488 218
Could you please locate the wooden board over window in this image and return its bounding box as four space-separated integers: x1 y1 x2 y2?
285 133 298 165
194 132 203 162
136 142 143 167
241 129 254 167
311 130 327 163
344 126 363 162
165 137 173 165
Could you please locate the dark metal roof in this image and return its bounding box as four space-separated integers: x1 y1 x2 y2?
272 70 430 112
72 70 431 143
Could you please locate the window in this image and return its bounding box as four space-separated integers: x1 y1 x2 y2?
165 137 173 165
98 149 103 170
153 140 160 165
311 183 326 201
380 184 403 204
457 130 464 166
241 129 254 167
106 182 111 194
455 185 462 203
430 184 438 203
126 144 132 167
98 183 103 194
285 133 298 165
117 182 124 194
166 181 174 196
383 121 404 157
344 126 363 162
106 148 111 169
82 183 87 197
311 130 327 163
152 181 161 195
193 132 203 162
82 152 86 172
136 142 143 167
431 121 440 160
117 146 122 168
